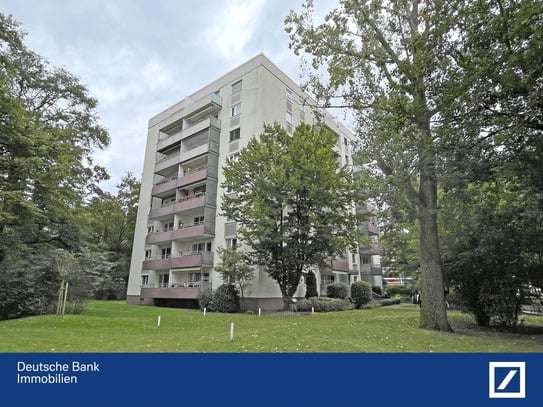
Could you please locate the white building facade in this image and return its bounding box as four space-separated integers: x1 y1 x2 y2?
126 54 382 310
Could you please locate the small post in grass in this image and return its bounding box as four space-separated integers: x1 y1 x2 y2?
157 315 161 327
311 306 314 315
230 322 234 342
203 307 207 317
258 308 261 317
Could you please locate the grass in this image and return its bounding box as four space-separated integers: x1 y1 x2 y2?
1 301 542 352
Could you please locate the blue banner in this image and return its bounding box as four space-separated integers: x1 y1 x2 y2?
0 353 541 406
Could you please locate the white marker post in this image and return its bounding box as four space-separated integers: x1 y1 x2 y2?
258 308 262 317
203 307 207 317
230 322 234 342
157 315 161 327
311 307 314 315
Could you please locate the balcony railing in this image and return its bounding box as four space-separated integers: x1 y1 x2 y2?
142 251 214 270
152 167 210 197
149 193 206 219
146 221 215 244
332 259 349 272
156 116 221 152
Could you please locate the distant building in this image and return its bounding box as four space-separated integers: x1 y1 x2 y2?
126 54 382 310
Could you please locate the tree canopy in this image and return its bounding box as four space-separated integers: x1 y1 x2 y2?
285 0 543 330
221 123 359 308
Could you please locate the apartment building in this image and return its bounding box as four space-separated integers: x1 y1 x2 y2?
126 54 382 310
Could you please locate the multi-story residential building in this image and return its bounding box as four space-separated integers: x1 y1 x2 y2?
126 54 382 310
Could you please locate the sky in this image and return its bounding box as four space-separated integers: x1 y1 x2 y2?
2 0 335 193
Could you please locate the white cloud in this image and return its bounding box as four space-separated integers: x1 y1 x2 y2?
204 0 267 59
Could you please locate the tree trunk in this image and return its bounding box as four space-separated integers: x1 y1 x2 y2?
418 162 453 332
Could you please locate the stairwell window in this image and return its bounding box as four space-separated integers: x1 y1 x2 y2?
232 80 242 94
231 102 241 117
229 128 241 142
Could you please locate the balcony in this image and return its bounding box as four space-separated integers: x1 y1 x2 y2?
356 202 377 215
180 140 219 163
152 167 209 198
149 193 206 219
155 152 180 174
183 93 222 123
359 244 382 256
332 259 349 272
359 221 379 235
143 251 214 270
146 222 215 244
140 280 211 300
157 117 221 153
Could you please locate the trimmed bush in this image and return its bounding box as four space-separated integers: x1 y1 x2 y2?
385 286 413 297
351 280 372 309
198 289 214 311
372 286 383 296
212 284 240 313
326 282 349 299
380 298 401 307
305 271 318 299
297 297 354 312
198 284 240 313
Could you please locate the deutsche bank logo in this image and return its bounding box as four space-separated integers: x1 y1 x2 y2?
489 362 526 399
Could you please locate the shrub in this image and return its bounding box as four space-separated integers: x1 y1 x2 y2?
372 286 383 296
198 289 214 311
297 297 354 312
385 286 412 297
326 282 349 299
211 284 240 313
351 280 372 309
305 271 318 298
380 298 401 307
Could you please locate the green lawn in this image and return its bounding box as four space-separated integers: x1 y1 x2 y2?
1 301 542 352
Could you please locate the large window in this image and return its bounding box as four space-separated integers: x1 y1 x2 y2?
226 238 237 250
161 247 171 259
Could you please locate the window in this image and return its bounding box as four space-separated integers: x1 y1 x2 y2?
144 249 152 259
192 242 211 253
161 247 171 259
286 111 293 124
193 215 204 225
362 256 370 264
231 80 242 94
141 275 149 286
159 273 169 287
231 102 241 117
226 238 237 250
229 128 241 142
285 88 292 100
163 222 174 232
193 185 206 194
229 153 239 162
147 225 154 233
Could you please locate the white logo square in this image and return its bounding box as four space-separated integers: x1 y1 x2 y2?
489 361 526 399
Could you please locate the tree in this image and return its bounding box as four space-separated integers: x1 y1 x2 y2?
0 13 109 265
286 0 460 331
214 247 254 308
221 123 358 309
78 172 140 299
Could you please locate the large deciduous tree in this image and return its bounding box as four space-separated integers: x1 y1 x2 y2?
286 0 457 331
0 13 109 265
221 123 358 309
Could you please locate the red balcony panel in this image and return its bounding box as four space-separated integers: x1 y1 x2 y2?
332 259 349 272
149 193 206 219
141 286 199 300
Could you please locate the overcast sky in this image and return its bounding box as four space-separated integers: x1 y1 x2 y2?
3 0 335 193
